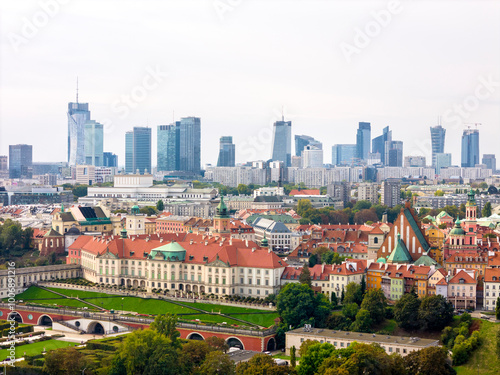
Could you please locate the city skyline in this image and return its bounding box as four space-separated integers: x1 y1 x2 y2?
1 1 499 168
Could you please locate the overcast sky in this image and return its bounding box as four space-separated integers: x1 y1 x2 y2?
1 0 499 168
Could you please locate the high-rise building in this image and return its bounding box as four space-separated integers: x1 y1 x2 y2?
404 156 426 168
482 154 496 172
372 126 392 165
356 122 371 160
435 153 452 174
332 144 357 165
381 179 401 207
9 144 33 179
125 127 151 174
0 156 7 173
179 117 201 174
157 123 180 171
84 120 103 166
461 129 480 168
217 136 235 167
327 182 351 205
295 135 322 157
385 140 403 167
358 183 379 205
67 102 91 165
103 152 118 168
430 125 446 167
271 119 292 167
302 145 323 168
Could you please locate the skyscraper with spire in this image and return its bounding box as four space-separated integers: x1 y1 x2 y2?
271 116 292 167
67 79 90 165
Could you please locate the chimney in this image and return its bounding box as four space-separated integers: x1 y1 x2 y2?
245 239 249 247
190 239 194 245
252 247 256 252
205 241 208 246
268 248 271 253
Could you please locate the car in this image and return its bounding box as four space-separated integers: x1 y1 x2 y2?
263 351 271 356
480 316 490 320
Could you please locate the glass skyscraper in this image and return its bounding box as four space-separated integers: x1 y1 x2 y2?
217 136 235 167
84 120 103 166
332 144 357 165
9 144 32 179
461 129 480 167
103 152 118 168
356 122 371 160
295 135 322 157
271 120 292 167
385 140 403 167
157 123 180 171
430 125 446 167
372 126 391 165
125 127 151 174
67 102 91 165
178 117 201 174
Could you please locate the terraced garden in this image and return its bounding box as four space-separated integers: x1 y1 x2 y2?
0 339 76 361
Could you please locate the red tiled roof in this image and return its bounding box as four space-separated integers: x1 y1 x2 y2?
484 268 500 282
289 189 320 196
449 270 476 284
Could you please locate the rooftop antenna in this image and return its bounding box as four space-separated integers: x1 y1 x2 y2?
76 77 79 103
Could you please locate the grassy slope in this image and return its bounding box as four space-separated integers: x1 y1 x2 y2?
84 297 199 315
454 320 500 375
0 340 76 361
11 287 62 301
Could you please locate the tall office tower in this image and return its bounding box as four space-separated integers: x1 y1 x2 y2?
84 120 103 166
372 126 392 165
302 145 323 168
103 152 118 168
327 182 350 205
381 179 401 208
435 153 452 174
271 119 292 167
157 123 180 171
177 117 201 174
461 129 480 167
295 135 322 157
332 144 357 165
404 156 426 168
356 122 371 160
217 136 235 167
67 100 91 165
125 127 151 174
9 144 33 179
0 156 7 173
482 154 497 172
385 140 403 167
430 125 446 167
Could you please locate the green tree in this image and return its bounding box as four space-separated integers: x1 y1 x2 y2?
290 346 297 368
360 289 386 324
297 199 313 217
496 296 500 320
394 290 421 331
237 353 295 375
299 265 312 287
43 347 87 375
353 200 372 211
237 184 250 195
353 209 379 224
199 351 235 375
156 199 164 211
140 206 158 216
343 282 363 305
297 342 336 375
482 202 492 217
72 184 88 199
180 340 213 374
150 313 180 347
404 346 456 375
434 190 445 196
331 292 338 307
276 283 331 329
418 295 454 331
350 308 373 332
206 336 229 353
342 302 359 321
360 275 366 296
451 343 469 365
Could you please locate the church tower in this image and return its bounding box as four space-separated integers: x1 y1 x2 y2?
463 189 477 245
213 195 230 233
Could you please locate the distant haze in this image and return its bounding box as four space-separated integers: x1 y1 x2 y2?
1 0 499 167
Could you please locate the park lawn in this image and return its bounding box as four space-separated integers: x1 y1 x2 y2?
84 297 200 315
47 287 116 299
0 340 76 361
11 286 62 301
178 301 271 314
374 319 398 335
454 320 500 375
25 298 95 309
224 313 278 328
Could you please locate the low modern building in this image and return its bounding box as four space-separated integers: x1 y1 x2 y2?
285 328 439 357
251 217 291 252
483 268 500 311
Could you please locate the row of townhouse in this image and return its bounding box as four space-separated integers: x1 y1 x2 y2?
68 231 287 298
281 259 367 299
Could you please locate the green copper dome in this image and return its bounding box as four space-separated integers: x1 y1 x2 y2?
131 205 140 215
449 219 465 235
216 195 229 218
377 257 387 263
149 242 186 261
261 233 269 248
